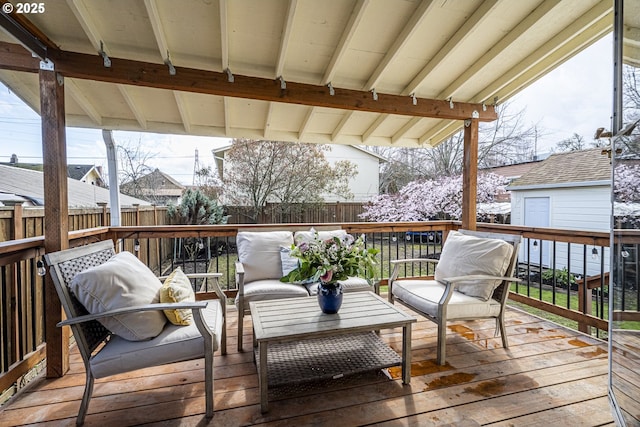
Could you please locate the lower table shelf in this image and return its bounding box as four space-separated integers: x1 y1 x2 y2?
254 331 402 387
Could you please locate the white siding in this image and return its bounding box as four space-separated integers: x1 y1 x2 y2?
323 145 380 203
511 184 611 276
216 144 381 205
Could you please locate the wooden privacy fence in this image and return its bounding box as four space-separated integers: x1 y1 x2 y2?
0 202 369 242
225 202 367 224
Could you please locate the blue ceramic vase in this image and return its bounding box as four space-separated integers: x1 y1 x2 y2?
317 282 343 314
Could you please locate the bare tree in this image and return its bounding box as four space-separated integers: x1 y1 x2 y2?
193 165 223 199
118 139 157 198
477 102 537 168
620 64 640 155
374 102 537 191
223 139 357 223
555 133 588 152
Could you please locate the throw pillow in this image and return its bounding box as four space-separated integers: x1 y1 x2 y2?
70 251 167 341
435 231 514 301
160 267 196 325
280 246 299 277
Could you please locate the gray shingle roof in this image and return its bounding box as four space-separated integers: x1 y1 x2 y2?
0 164 149 207
67 165 94 180
508 149 611 189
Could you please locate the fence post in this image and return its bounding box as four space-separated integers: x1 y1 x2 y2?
97 202 108 226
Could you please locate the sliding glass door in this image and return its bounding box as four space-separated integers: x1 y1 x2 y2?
609 1 640 425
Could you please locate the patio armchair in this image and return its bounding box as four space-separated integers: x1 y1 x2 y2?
389 229 521 365
235 229 374 351
44 240 226 425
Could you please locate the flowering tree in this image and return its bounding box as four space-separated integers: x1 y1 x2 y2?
614 164 640 227
615 164 640 203
360 172 507 222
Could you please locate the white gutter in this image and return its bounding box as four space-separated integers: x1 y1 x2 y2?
507 180 610 191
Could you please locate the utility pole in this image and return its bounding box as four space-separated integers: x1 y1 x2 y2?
192 148 200 186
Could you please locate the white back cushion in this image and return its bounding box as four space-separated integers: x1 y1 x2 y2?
294 229 346 244
435 231 514 301
70 251 167 341
237 231 294 282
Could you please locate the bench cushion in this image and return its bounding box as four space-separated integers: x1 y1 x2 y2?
306 277 372 295
294 229 346 244
90 300 222 378
392 279 501 319
70 251 167 341
435 230 513 301
235 279 309 310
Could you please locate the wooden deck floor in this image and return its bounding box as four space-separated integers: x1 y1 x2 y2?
0 301 614 426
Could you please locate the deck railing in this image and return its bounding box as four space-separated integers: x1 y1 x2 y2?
1 221 637 401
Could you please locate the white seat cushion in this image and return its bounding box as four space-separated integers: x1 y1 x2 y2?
90 300 223 378
305 276 372 295
392 280 501 319
235 279 309 310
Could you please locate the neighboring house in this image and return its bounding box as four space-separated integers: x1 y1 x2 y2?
120 169 185 205
67 164 106 187
1 154 107 188
507 148 612 276
0 164 149 207
476 158 544 221
213 144 385 203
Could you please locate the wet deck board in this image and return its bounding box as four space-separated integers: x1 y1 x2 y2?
0 302 613 426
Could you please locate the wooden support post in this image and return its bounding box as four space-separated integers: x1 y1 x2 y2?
40 68 70 378
462 117 479 231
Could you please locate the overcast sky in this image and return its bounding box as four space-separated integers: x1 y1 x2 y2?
0 34 613 185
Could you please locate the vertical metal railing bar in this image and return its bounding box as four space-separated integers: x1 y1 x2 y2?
192 238 197 275
552 240 557 305
524 239 530 296
566 243 571 309
538 238 543 300
619 243 627 312
583 244 588 321
213 237 221 289
158 237 164 276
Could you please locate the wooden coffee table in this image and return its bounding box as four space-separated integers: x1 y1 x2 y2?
249 291 416 412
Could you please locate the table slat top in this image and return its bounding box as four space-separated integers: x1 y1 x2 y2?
250 292 416 342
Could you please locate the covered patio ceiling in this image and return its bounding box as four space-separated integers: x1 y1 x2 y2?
0 0 613 148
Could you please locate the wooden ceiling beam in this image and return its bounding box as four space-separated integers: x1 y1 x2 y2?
365 0 436 91
38 46 495 121
66 79 102 125
66 0 147 129
219 0 229 71
299 106 315 139
418 1 612 145
402 0 499 96
435 0 561 101
322 0 369 85
275 0 298 79
0 41 40 72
